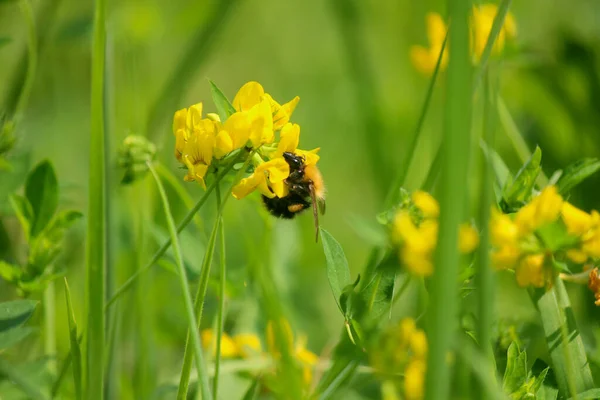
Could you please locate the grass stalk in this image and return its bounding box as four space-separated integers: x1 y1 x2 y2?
212 185 227 399
148 162 211 400
474 70 497 398
64 278 82 400
14 0 37 125
43 282 56 374
177 154 255 400
84 0 106 397
105 153 242 309
424 0 472 399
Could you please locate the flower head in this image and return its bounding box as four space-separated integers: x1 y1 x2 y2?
410 13 449 76
471 4 517 60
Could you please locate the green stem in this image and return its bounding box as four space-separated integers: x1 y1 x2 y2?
148 162 211 400
43 280 56 375
475 69 496 398
105 152 243 309
424 0 472 398
13 0 37 125
177 154 255 400
213 185 227 399
84 0 106 397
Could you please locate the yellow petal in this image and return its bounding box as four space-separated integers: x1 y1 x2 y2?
295 148 320 166
248 98 274 148
270 180 289 198
426 12 446 48
273 96 300 130
491 245 520 270
412 190 439 219
256 158 290 183
206 112 221 122
214 130 233 159
404 359 426 400
185 103 203 130
562 202 593 236
410 45 437 76
223 112 251 150
173 108 188 134
233 334 262 358
201 329 239 358
504 11 517 38
459 224 479 254
174 128 188 162
275 123 300 157
231 174 261 200
566 249 588 264
409 330 428 359
535 186 563 226
490 208 519 246
233 81 265 112
516 254 545 288
183 161 208 189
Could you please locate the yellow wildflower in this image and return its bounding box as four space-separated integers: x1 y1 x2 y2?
265 93 301 131
471 4 517 60
410 13 449 75
491 244 520 270
232 158 290 199
201 329 239 358
412 190 439 219
232 333 262 358
515 186 563 234
459 224 479 254
404 359 426 400
182 118 219 188
566 249 588 264
515 254 546 288
393 211 437 276
562 202 595 236
490 208 519 247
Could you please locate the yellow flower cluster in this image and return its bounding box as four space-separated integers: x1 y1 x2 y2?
173 81 320 199
491 185 600 288
410 4 517 75
201 329 262 359
371 319 428 400
391 191 479 276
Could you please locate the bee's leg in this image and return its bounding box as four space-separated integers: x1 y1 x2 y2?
310 184 320 242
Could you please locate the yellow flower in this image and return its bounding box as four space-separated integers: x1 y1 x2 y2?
409 330 428 360
471 4 517 60
182 119 218 188
393 212 437 276
201 329 239 358
412 190 440 219
459 224 479 254
231 158 290 199
214 130 233 159
490 208 519 247
515 186 563 234
265 93 301 131
410 13 449 76
232 81 265 112
491 244 520 270
566 249 588 264
220 111 251 150
404 359 426 400
247 97 274 148
562 202 595 236
232 333 262 358
515 254 546 288
274 123 300 158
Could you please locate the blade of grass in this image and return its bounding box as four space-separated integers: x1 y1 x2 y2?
475 70 497 398
177 153 255 400
0 357 47 400
105 152 243 309
84 0 106 397
497 96 534 171
383 29 449 208
13 0 37 125
146 0 240 143
148 162 211 400
424 0 472 399
64 278 82 400
43 281 56 374
212 185 227 399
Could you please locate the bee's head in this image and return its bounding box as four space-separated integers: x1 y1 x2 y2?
282 152 304 170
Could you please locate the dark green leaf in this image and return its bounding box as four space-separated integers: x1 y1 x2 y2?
9 194 33 240
567 389 600 400
556 158 600 195
0 326 35 350
64 278 82 400
209 80 236 122
359 256 396 319
502 342 527 394
241 377 261 400
0 300 37 332
320 228 351 310
25 160 59 237
339 275 360 318
503 146 542 208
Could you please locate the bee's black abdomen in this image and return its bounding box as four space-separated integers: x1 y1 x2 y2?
262 194 310 219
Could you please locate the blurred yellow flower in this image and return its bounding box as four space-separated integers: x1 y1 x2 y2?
459 224 479 253
393 211 437 276
410 13 449 76
471 4 517 60
404 359 426 400
561 202 595 236
514 186 563 234
515 254 546 288
232 333 262 358
201 329 239 358
412 190 439 219
232 158 290 199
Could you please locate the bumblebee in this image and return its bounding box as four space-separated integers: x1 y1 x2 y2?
262 152 326 241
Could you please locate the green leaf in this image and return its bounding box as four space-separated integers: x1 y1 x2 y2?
0 300 37 332
0 260 22 282
9 194 33 241
0 326 35 350
25 160 59 237
538 385 559 400
359 256 396 319
480 139 511 203
241 377 261 400
503 146 542 208
502 342 528 394
556 158 600 195
339 275 360 318
43 209 82 241
320 228 351 311
64 278 82 400
209 79 236 122
567 389 600 400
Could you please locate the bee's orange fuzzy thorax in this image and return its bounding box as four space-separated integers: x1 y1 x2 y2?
304 165 325 200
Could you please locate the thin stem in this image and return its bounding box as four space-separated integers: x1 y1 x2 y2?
106 152 243 309
148 162 212 400
213 184 227 399
553 276 579 399
177 153 255 400
84 0 106 397
14 0 37 125
425 0 472 398
43 281 56 374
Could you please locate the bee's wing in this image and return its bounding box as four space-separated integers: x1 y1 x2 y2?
310 185 320 242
